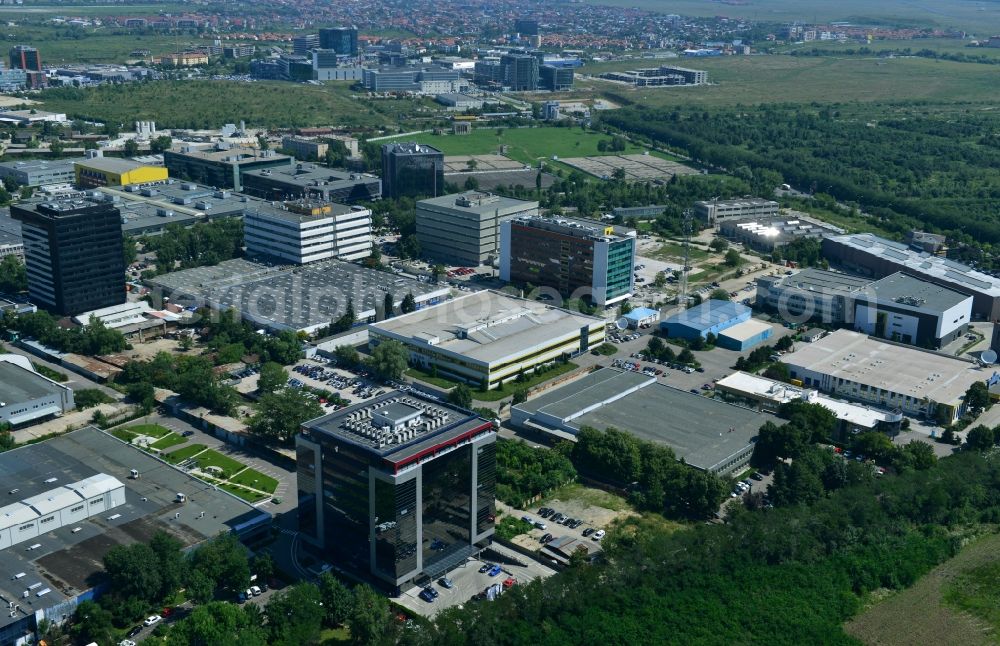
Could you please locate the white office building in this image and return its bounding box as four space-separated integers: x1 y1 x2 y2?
244 200 373 264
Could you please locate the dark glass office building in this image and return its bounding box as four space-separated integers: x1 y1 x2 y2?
9 45 41 72
12 197 125 316
381 142 444 199
297 391 496 591
319 27 359 56
501 53 539 91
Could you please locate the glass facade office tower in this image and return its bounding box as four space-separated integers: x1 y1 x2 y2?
12 197 125 315
500 216 637 307
297 392 496 591
380 142 444 199
319 27 358 56
9 45 41 72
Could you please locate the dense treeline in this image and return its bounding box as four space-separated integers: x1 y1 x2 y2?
141 219 244 275
789 45 1000 66
601 104 1000 244
419 448 1000 645
1 309 128 355
495 439 577 508
572 427 729 518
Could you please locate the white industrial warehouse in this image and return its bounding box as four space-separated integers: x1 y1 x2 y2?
0 473 126 550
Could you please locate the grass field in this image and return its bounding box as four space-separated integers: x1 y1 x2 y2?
778 38 1000 61
111 428 137 443
844 532 1000 646
163 443 207 464
581 55 1000 107
474 361 580 402
193 448 244 477
219 482 268 503
544 483 631 512
230 467 279 494
125 424 172 438
150 433 186 451
380 126 647 164
39 80 406 129
648 241 710 262
583 0 1000 33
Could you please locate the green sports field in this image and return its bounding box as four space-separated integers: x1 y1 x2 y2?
380 126 648 164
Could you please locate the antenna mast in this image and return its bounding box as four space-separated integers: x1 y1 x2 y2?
680 208 692 310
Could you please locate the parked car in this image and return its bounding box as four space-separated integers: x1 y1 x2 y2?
487 565 503 577
592 530 606 541
419 588 436 603
439 577 454 589
126 626 143 638
503 577 517 589
479 564 492 573
144 615 161 627
250 585 262 596
534 521 547 530
541 532 554 543
582 528 595 537
751 472 764 481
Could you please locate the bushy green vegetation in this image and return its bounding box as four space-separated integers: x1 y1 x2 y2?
420 440 1000 645
602 104 1000 247
74 388 115 409
495 515 534 541
32 362 69 382
496 439 577 508
0 255 26 294
573 427 728 518
5 310 128 355
119 352 239 414
140 219 243 275
249 388 325 444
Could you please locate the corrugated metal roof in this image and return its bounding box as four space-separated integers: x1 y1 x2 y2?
69 473 125 497
0 502 38 530
23 487 83 515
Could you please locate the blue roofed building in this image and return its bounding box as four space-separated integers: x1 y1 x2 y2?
661 300 750 340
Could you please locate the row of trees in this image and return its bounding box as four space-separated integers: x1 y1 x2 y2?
140 219 244 274
572 427 729 518
71 532 260 644
162 573 397 646
0 255 26 294
3 309 128 355
495 439 577 508
601 104 1000 245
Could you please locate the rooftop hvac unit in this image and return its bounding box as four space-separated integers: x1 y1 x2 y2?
195 200 212 210
182 182 197 191
140 188 158 197
156 208 174 217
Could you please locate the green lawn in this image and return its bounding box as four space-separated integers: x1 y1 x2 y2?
111 428 137 443
219 483 269 503
649 242 710 262
125 424 172 438
163 443 207 464
405 367 461 390
319 626 351 644
193 449 244 477
474 361 580 402
229 467 279 494
150 433 186 451
380 126 648 164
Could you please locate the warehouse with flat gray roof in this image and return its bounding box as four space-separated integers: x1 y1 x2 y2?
370 290 605 389
511 368 774 474
0 426 270 645
0 354 75 427
145 257 449 334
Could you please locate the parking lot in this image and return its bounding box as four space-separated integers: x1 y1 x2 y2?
394 543 556 618
282 358 391 410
